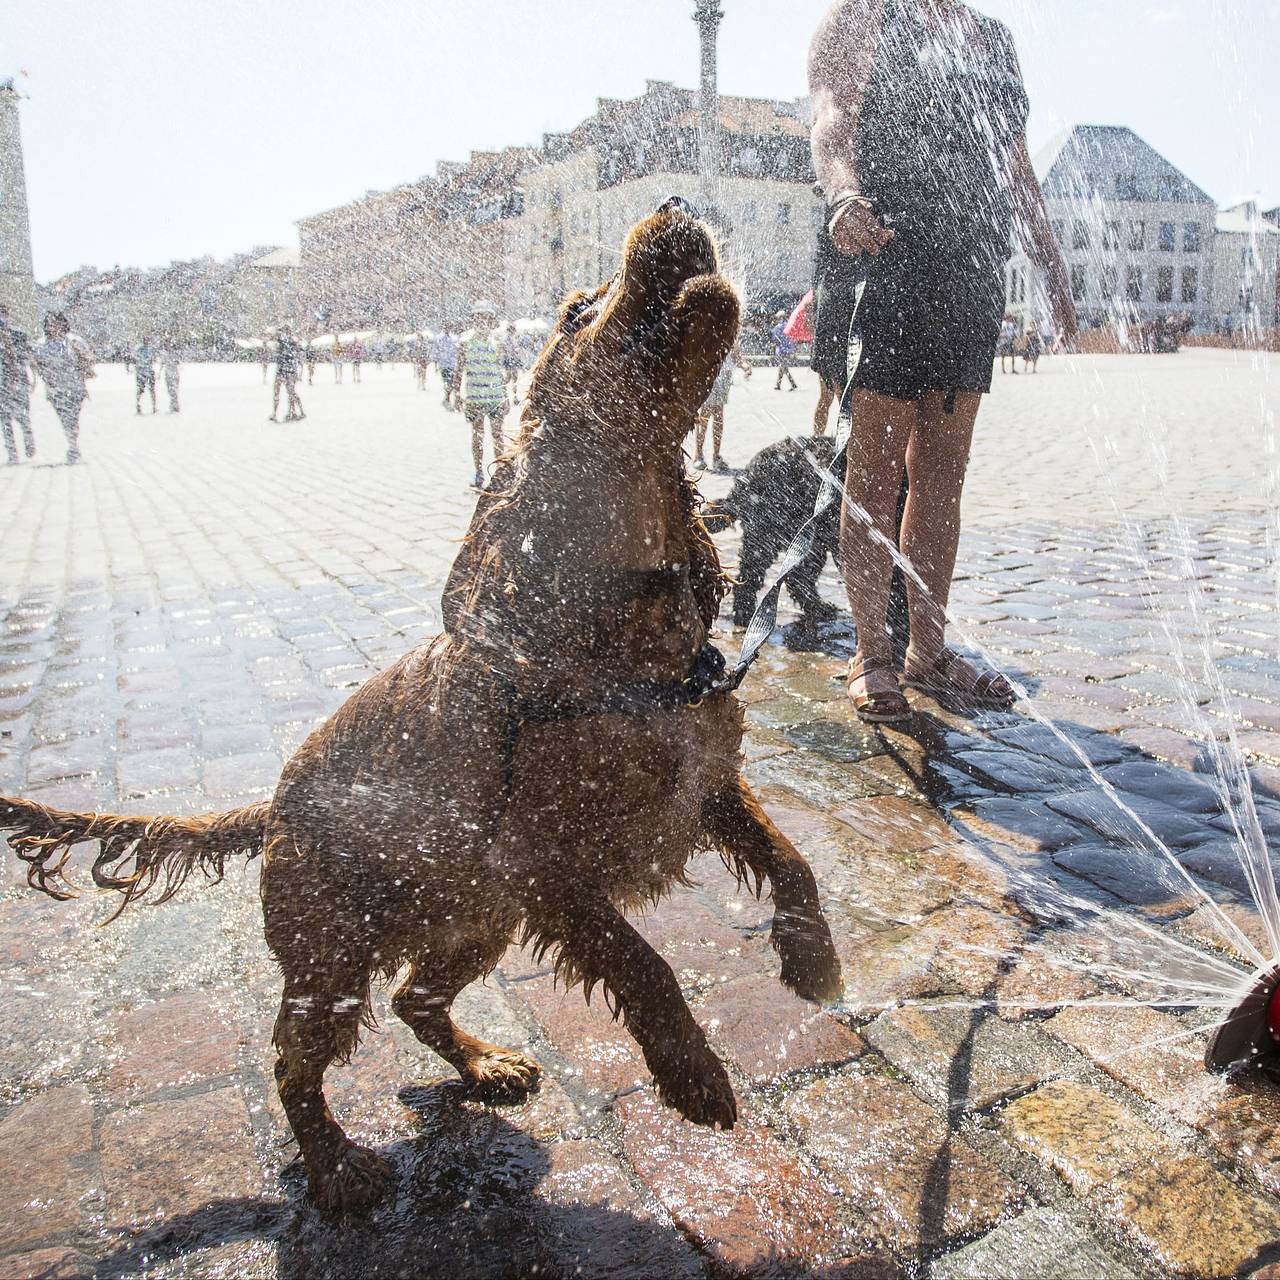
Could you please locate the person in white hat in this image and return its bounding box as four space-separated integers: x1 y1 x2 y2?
454 301 506 488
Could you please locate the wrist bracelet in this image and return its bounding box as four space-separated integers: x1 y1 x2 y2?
827 192 873 238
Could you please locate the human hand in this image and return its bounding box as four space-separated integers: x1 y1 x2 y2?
830 201 894 257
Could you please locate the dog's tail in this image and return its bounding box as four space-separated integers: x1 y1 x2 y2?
0 796 270 919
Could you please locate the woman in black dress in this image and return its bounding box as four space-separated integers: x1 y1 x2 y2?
809 0 1075 722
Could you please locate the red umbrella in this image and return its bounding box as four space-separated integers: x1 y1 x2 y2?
783 290 814 343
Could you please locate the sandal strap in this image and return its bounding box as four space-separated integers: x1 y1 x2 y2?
849 655 896 680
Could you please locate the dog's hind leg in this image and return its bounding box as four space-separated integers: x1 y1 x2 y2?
272 968 392 1212
391 936 539 1100
703 777 842 1004
517 876 736 1130
732 515 780 627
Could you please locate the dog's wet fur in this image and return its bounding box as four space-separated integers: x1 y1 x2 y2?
704 435 842 632
0 204 840 1213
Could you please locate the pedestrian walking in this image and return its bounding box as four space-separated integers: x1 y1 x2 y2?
269 326 306 422
997 316 1018 374
160 340 181 412
1021 324 1042 372
413 332 430 391
349 339 363 383
810 0 1076 721
432 325 459 410
332 337 344 384
260 344 270 383
305 343 317 385
455 302 506 488
692 343 751 473
31 312 94 465
771 311 799 390
132 335 159 414
498 321 522 406
0 304 35 465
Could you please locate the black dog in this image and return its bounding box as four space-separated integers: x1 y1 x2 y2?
704 435 842 630
705 435 910 657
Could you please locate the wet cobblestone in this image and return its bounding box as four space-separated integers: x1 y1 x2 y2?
0 356 1279 1277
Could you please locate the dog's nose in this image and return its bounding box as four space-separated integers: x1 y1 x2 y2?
657 195 695 216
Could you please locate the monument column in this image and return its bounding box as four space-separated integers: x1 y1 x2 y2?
692 1 724 185
0 80 35 333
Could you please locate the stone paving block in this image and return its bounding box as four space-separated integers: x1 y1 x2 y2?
115 744 200 795
1100 757 1224 813
785 1069 1020 1255
1173 899 1271 968
200 749 282 798
696 978 864 1084
0 1248 95 1279
830 917 954 1019
929 1206 1138 1280
509 972 647 1099
1001 1080 1280 1277
990 722 1127 767
830 795 955 854
903 906 1027 998
616 1088 891 1277
635 897 761 992
947 747 1066 796
1118 725 1213 771
0 1086 96 1253
1052 842 1200 911
950 796 1087 852
1043 788 1208 850
101 1086 262 1227
864 1004 1066 1112
104 990 243 1099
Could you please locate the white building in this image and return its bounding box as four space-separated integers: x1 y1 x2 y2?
1008 125 1218 332
521 81 822 317
1212 199 1280 331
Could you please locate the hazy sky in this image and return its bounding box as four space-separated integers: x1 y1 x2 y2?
8 0 1278 281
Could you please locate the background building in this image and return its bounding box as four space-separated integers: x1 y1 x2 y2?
1212 199 1280 331
1007 125 1219 333
0 81 36 333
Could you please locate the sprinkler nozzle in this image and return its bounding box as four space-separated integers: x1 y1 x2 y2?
1205 966 1280 1073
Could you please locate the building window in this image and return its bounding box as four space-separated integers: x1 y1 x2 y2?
778 203 791 225
1102 266 1119 299
1157 266 1174 303
1102 220 1121 251
1126 267 1143 302
743 202 758 223
1072 219 1089 251
1128 220 1145 251
1183 222 1202 252
1159 221 1176 252
1071 264 1087 303
1115 174 1140 200
1157 173 1181 201
1181 266 1198 303
1051 219 1065 244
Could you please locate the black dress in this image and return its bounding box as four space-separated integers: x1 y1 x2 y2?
847 0 1029 402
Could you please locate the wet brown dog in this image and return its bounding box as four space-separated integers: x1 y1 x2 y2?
0 202 841 1212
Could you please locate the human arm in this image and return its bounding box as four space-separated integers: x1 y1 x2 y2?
1009 136 1077 341
808 0 894 258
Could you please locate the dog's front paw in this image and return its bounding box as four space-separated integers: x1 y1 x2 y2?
774 914 843 1005
651 1034 737 1130
309 1142 394 1213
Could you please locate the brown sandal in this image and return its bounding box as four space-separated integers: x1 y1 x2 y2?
903 645 1018 710
847 655 911 724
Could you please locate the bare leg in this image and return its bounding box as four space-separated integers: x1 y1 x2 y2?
703 777 841 1002
469 412 484 476
489 412 505 461
710 407 725 463
270 374 282 419
899 390 980 664
391 938 538 1097
839 389 916 698
693 412 708 462
813 379 836 436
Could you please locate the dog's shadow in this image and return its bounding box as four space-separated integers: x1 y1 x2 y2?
92 1081 811 1280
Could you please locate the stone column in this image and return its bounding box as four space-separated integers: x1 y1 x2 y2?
693 1 724 184
0 81 36 333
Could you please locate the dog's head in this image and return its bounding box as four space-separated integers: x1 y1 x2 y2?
522 199 740 445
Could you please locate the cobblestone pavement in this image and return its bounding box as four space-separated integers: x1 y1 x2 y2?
1 353 1280 1279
